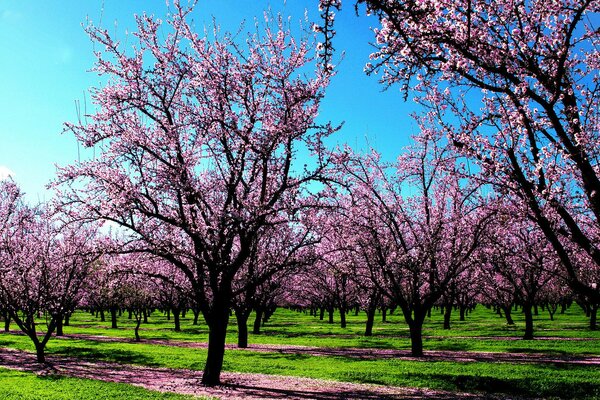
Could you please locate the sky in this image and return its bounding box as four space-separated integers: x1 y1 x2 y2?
0 0 420 201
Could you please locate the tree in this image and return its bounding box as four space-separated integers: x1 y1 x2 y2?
56 3 336 385
0 181 100 363
320 0 600 302
482 209 561 339
327 130 492 356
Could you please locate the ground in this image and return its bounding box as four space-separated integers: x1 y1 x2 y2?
0 306 598 399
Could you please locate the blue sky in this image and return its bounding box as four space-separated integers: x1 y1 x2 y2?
0 1 419 200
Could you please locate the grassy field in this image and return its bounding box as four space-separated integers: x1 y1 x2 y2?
0 305 599 399
0 367 203 400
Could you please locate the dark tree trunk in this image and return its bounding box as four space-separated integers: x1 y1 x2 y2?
523 303 534 340
134 315 142 342
253 308 264 334
193 308 200 325
365 304 376 336
381 308 387 322
56 316 64 336
354 307 360 316
201 302 230 386
339 306 347 328
128 309 133 319
110 307 118 329
409 319 424 356
319 307 325 321
235 309 250 348
502 306 515 325
143 309 148 324
64 313 70 326
327 307 334 324
590 304 598 331
3 311 10 332
459 306 466 321
173 308 181 332
443 305 452 330
100 309 105 322
533 304 539 316
35 342 46 363
166 309 171 321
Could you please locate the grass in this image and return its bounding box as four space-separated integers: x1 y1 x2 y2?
0 305 598 398
0 367 204 400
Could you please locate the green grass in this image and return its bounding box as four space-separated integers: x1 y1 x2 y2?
0 367 204 400
60 305 600 355
1 305 599 399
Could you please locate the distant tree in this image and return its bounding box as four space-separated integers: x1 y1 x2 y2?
0 181 100 362
327 130 492 356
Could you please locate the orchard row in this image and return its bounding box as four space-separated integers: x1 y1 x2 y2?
1 0 599 388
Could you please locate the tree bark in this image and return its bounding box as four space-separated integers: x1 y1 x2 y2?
56 315 64 336
327 306 334 324
523 303 534 340
409 320 424 356
110 307 118 329
443 305 452 330
253 308 263 334
502 306 515 325
201 303 230 386
35 342 46 363
173 308 181 332
590 304 598 331
365 304 376 336
339 306 347 328
235 309 250 348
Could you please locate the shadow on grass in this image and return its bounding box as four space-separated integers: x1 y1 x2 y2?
56 346 158 367
422 374 600 399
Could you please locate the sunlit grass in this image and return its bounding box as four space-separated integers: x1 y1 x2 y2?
0 367 204 400
0 305 599 398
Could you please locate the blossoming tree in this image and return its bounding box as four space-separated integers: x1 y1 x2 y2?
56 3 336 385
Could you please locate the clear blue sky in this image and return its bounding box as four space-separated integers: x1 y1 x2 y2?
0 1 419 200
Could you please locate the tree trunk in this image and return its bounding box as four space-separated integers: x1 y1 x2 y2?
201 304 230 386
56 315 64 336
409 319 424 356
502 306 515 325
235 309 250 348
35 342 45 363
253 308 263 334
381 308 387 322
319 307 325 321
143 309 148 324
590 304 598 331
134 317 142 342
3 311 10 332
339 306 347 328
193 308 200 325
64 313 70 326
173 308 181 332
523 303 534 340
365 304 376 336
166 309 171 321
327 307 334 324
443 305 452 330
100 309 105 322
128 309 133 319
459 306 466 321
110 308 118 329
